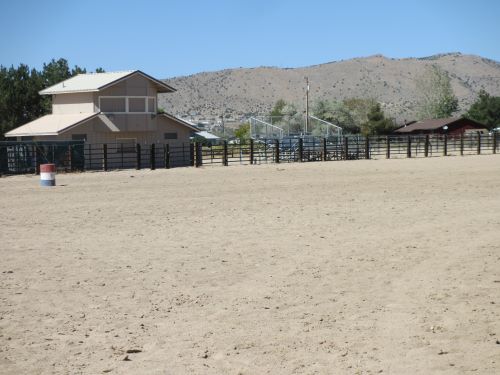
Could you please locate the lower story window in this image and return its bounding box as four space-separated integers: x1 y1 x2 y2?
164 132 178 140
72 134 87 141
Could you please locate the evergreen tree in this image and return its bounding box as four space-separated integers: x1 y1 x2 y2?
270 99 286 120
42 58 72 87
0 59 103 139
0 65 46 138
361 103 395 135
466 90 500 130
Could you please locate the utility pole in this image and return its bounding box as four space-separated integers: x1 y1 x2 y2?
305 77 309 135
221 111 225 136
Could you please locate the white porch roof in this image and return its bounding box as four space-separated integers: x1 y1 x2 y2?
196 131 220 140
5 113 98 137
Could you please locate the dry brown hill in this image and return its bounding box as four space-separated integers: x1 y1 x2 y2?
158 53 500 123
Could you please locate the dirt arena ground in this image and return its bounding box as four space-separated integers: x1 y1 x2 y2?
1 155 499 374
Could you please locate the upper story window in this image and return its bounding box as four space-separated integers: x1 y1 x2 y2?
100 97 126 112
129 97 146 112
99 96 156 113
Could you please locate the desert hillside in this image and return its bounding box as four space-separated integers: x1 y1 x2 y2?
158 53 500 123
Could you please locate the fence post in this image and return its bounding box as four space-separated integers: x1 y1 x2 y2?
189 143 195 166
0 146 5 176
68 145 73 171
298 138 304 162
424 135 429 157
407 136 411 158
460 133 464 156
386 136 390 159
343 136 349 160
275 139 280 163
164 144 170 169
103 144 108 171
135 143 142 169
493 132 497 154
30 145 36 174
88 143 92 170
323 138 328 161
150 143 156 170
194 142 198 167
443 134 448 156
477 132 481 155
136 143 141 170
195 142 203 167
250 139 254 165
35 146 41 175
223 140 228 166
365 137 370 159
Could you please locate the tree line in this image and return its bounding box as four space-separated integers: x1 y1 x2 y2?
0 59 104 139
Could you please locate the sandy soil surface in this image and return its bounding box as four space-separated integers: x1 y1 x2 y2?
1 155 499 374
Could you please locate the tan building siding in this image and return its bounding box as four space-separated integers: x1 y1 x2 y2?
97 73 158 98
26 116 194 169
25 115 193 147
52 92 95 114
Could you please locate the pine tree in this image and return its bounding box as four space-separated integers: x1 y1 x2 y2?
361 103 394 136
0 59 103 139
466 90 500 130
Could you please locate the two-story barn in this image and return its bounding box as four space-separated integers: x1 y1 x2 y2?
5 70 198 147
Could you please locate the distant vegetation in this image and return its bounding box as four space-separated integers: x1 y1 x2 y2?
466 90 500 129
0 58 104 139
265 63 500 135
312 98 379 134
268 97 396 135
234 123 250 141
361 103 395 135
415 65 458 120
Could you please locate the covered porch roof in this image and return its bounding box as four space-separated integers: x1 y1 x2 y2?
5 112 200 138
5 113 99 137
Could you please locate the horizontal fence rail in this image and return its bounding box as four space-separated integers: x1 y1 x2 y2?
0 133 497 175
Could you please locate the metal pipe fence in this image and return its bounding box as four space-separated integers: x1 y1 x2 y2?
1 133 497 175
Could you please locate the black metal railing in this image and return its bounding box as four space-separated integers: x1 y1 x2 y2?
0 132 497 175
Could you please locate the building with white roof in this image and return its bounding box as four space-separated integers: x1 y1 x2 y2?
5 70 199 151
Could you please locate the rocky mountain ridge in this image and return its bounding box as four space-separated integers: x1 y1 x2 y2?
158 53 500 124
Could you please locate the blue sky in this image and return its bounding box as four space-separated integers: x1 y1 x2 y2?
0 0 499 78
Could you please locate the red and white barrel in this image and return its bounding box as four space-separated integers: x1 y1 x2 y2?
40 164 56 186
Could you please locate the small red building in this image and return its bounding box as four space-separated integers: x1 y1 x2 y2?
395 117 488 136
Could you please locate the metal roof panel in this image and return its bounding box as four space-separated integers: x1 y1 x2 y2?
39 70 176 95
39 71 136 95
5 113 98 137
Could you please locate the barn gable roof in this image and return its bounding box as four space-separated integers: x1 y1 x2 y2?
39 70 176 95
395 117 486 133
